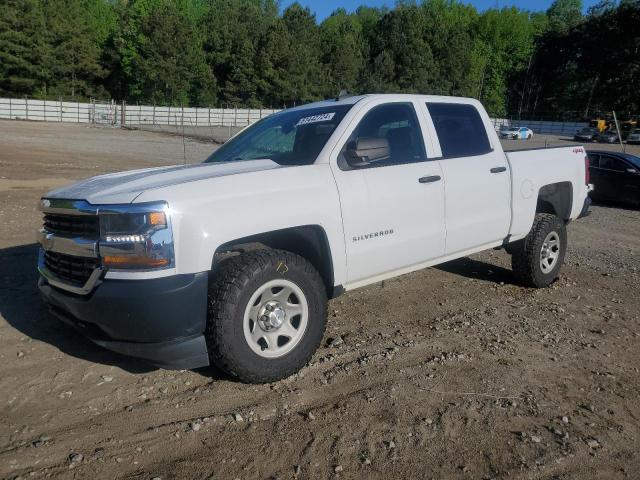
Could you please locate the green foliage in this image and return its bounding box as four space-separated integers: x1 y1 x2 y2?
319 9 365 95
44 0 106 99
0 0 50 96
476 7 537 116
0 0 637 118
279 3 326 104
528 0 640 119
547 0 583 34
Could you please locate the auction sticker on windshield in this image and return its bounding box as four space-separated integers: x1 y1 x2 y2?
296 112 336 126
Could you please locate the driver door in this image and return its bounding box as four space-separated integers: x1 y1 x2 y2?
331 101 446 286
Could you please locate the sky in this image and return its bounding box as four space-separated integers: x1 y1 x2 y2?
280 0 602 20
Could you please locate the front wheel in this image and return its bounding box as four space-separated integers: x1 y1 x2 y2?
511 213 567 288
206 249 327 383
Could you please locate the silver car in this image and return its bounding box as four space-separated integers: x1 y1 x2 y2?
627 129 640 145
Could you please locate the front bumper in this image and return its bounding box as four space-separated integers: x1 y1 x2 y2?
38 272 210 369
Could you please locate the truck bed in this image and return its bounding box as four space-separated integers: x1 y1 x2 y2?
505 145 590 241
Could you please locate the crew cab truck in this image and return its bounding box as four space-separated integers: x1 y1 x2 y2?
37 94 591 383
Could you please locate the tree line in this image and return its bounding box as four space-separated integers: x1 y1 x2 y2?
0 0 638 119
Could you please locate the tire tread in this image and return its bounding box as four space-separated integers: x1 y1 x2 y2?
206 249 327 383
512 213 566 288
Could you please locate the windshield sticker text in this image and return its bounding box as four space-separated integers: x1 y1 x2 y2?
296 112 336 126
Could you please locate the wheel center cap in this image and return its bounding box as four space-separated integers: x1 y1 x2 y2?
258 302 286 331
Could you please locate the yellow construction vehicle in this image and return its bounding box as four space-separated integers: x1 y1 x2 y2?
589 118 614 132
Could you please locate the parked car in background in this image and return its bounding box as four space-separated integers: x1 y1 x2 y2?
595 131 620 144
587 150 640 206
499 126 533 140
627 129 640 145
574 127 600 142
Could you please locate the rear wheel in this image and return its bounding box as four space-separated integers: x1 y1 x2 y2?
511 213 567 288
206 249 327 383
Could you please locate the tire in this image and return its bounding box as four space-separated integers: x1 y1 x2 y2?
511 213 567 288
206 249 327 383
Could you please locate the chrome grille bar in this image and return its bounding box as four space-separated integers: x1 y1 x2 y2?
38 199 102 295
37 229 98 258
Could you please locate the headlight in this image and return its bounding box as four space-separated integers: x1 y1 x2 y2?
99 202 174 270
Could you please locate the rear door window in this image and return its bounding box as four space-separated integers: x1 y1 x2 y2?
426 103 492 158
599 155 627 171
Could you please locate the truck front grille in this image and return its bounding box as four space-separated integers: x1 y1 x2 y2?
43 213 100 239
43 251 99 286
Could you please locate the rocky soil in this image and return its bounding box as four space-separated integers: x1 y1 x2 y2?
1 121 639 480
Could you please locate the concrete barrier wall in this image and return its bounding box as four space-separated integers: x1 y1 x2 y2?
123 105 279 127
0 98 589 136
0 98 278 127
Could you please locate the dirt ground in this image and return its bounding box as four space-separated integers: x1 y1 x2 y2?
1 120 639 480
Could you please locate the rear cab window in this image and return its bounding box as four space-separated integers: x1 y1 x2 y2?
426 103 492 158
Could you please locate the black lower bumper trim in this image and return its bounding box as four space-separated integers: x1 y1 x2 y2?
49 305 209 369
39 272 210 369
93 334 209 370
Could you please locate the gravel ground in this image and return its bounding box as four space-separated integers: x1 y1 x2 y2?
0 120 639 480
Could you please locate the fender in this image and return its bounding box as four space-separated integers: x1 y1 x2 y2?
212 224 341 298
133 164 347 287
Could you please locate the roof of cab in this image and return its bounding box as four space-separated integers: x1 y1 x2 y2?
283 94 369 111
284 93 479 112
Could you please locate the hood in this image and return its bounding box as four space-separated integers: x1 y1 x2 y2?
44 159 281 204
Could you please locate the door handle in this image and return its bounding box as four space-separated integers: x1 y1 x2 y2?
490 166 507 173
418 175 441 183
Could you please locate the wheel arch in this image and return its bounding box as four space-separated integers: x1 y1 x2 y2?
536 182 573 221
211 225 340 299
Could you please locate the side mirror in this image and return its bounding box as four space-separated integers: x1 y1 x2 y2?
345 137 391 167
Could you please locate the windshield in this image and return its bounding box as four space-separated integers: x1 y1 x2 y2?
205 105 352 166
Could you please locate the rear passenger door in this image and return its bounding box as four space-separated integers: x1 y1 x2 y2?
424 102 511 254
597 154 635 201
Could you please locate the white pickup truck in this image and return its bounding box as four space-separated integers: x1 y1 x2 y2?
37 94 591 382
